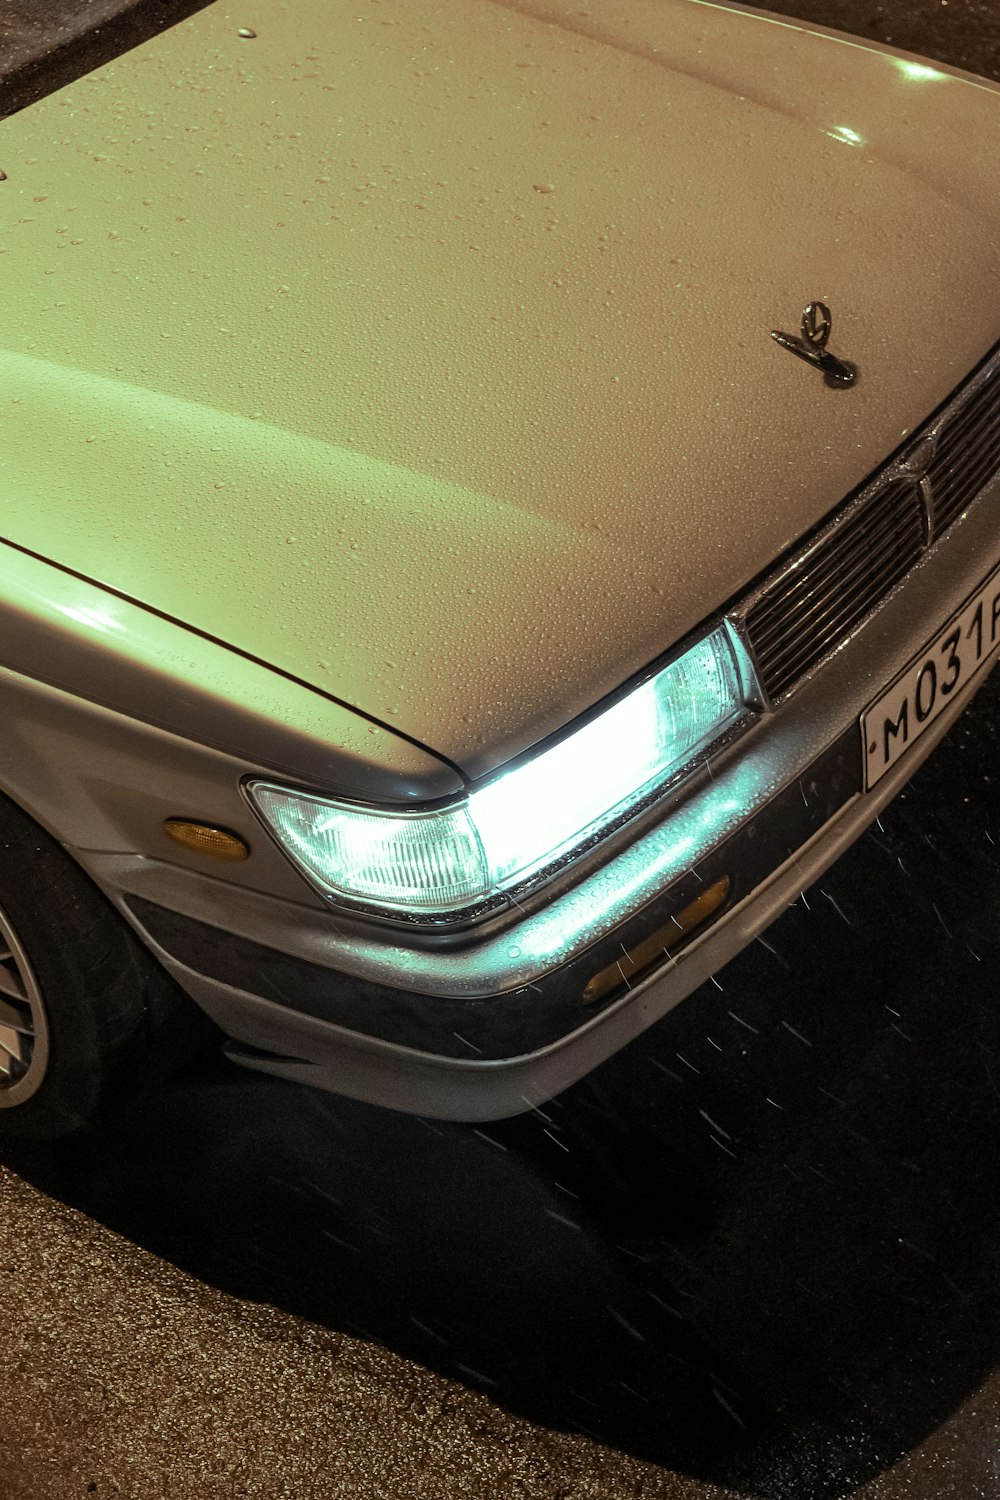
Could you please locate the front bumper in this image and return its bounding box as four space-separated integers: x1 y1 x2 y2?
80 449 1000 1120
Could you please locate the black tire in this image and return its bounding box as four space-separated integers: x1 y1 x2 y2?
0 790 211 1139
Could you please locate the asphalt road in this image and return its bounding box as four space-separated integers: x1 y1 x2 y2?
3 3 1000 1498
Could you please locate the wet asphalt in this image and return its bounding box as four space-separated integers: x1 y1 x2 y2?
3 1 1000 1497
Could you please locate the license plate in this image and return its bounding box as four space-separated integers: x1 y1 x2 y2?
862 564 1000 790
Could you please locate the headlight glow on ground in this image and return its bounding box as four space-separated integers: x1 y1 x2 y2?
249 625 746 921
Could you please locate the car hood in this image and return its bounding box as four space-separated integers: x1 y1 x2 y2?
2 0 1000 785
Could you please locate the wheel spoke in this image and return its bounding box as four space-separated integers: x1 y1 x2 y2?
0 1025 27 1069
0 996 31 1037
0 888 48 1100
0 959 26 1003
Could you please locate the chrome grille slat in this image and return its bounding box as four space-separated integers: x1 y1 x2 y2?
761 517 921 665
748 497 918 652
931 428 1000 532
937 451 1000 530
761 557 913 691
749 525 898 649
747 506 914 653
932 410 998 478
744 486 922 687
931 378 998 463
931 429 1000 505
739 347 1000 701
928 372 1000 535
931 371 997 446
749 533 917 674
755 531 921 696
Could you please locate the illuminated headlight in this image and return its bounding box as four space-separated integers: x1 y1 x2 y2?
248 626 747 922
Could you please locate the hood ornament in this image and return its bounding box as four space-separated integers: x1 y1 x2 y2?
771 301 858 388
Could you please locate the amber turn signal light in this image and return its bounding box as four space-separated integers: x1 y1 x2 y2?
582 876 731 1005
162 819 250 861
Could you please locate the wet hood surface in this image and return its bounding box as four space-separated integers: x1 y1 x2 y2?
2 0 1000 782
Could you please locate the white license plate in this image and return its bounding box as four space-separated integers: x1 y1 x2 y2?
862 564 1000 790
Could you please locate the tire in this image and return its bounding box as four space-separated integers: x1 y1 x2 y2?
0 790 210 1139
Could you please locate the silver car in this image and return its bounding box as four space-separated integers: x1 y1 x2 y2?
1 0 999 1135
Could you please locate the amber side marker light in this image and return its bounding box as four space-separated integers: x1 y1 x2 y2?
163 819 250 862
582 876 731 1005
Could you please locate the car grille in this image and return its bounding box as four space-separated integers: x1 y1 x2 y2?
926 371 1000 536
741 353 1000 701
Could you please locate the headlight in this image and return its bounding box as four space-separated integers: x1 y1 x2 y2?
248 625 747 923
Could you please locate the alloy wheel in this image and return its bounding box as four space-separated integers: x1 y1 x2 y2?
0 905 50 1107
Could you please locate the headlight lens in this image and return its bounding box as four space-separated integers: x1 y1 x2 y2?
248 625 746 922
